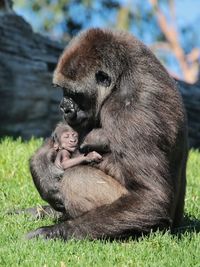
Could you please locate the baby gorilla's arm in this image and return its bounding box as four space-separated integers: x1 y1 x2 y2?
61 151 102 170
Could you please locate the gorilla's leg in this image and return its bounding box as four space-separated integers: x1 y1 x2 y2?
60 166 128 218
26 166 128 239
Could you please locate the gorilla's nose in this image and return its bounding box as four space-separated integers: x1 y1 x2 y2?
60 98 77 120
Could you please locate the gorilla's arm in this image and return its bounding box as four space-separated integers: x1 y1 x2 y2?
30 138 65 211
80 128 110 154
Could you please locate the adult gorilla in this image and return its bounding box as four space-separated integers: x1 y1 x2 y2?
27 28 188 240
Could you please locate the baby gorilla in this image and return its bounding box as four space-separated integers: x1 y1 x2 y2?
52 123 102 170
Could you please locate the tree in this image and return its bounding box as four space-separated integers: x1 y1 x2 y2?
148 0 199 83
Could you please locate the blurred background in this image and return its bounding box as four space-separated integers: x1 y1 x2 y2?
14 0 200 83
0 0 200 146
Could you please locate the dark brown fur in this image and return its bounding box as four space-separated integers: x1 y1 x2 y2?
80 128 110 154
27 28 188 240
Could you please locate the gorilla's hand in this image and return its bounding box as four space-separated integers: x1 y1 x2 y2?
80 129 110 154
79 143 94 154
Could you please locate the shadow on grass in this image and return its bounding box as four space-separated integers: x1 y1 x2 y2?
8 207 200 241
172 214 200 236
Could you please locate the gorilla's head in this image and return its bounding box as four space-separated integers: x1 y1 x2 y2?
53 28 135 130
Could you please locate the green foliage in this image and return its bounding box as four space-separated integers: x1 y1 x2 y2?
0 138 200 267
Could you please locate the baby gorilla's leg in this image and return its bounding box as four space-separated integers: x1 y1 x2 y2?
60 166 128 219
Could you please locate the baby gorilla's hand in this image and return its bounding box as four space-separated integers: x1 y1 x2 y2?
85 151 103 163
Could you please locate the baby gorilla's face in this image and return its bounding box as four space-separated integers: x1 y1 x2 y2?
60 131 78 152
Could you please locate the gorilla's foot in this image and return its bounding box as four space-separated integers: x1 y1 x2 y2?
26 224 66 241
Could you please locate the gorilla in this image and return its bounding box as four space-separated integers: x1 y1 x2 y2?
27 28 188 240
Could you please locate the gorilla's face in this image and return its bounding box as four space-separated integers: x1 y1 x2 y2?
53 68 116 132
57 70 113 130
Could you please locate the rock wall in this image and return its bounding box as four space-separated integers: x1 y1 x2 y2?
0 12 63 138
0 12 200 147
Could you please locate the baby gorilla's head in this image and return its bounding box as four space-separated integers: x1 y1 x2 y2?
53 123 78 152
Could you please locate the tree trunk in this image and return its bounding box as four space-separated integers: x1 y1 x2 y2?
0 12 199 147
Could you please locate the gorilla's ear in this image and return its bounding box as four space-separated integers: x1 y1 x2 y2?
95 71 111 87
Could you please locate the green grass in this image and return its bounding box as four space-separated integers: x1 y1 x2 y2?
0 137 200 267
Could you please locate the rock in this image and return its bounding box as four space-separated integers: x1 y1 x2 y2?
178 80 200 148
0 12 63 139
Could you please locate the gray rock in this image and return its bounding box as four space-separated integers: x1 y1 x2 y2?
0 12 63 138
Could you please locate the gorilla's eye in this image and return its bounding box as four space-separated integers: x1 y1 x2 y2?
95 71 111 87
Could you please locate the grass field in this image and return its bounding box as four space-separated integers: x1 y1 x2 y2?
0 137 200 267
